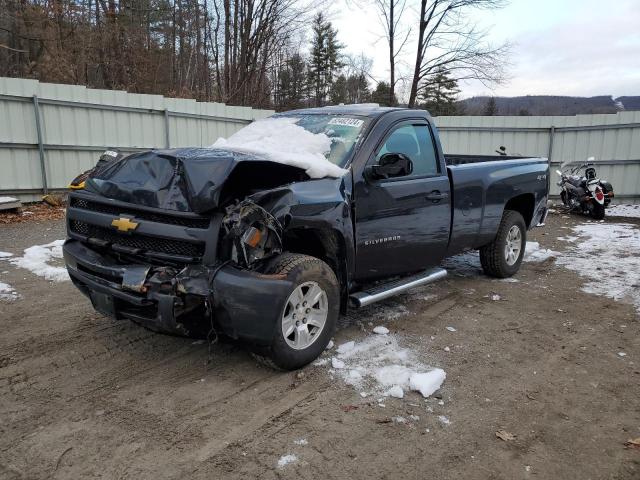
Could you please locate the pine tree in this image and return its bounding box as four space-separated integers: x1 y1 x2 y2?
330 74 348 104
308 13 344 106
371 82 397 107
418 68 460 116
484 97 497 116
278 53 308 110
346 74 370 104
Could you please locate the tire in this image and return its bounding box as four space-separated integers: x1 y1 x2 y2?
253 253 339 370
591 203 605 220
479 210 527 278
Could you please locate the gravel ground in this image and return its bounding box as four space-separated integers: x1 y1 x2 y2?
1 212 639 479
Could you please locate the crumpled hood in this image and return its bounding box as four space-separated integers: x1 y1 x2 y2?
85 148 308 213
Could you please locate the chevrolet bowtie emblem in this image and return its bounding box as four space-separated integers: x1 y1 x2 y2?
111 217 139 233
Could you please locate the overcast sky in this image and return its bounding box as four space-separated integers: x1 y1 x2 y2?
330 0 640 100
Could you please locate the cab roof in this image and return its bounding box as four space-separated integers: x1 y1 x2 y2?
275 104 406 118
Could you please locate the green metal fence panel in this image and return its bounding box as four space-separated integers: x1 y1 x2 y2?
434 111 640 202
0 77 274 200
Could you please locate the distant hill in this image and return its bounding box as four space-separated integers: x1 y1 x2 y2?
456 95 640 116
616 96 640 110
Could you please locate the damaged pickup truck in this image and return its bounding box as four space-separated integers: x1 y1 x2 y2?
63 105 549 369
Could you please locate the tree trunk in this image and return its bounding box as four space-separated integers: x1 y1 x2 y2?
389 0 394 106
408 0 427 108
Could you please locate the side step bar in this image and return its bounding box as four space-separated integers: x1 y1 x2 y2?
349 267 447 308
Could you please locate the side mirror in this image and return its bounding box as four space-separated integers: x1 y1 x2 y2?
366 153 413 180
555 169 563 176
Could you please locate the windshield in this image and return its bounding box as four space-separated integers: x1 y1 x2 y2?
280 114 368 167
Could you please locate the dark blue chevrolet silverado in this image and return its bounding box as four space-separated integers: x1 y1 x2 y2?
63 105 549 369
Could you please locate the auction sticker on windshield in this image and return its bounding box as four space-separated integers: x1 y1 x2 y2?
328 117 364 128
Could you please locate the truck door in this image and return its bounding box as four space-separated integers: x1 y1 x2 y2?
354 121 451 280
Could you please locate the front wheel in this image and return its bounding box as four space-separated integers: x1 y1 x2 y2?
254 253 339 370
479 210 527 278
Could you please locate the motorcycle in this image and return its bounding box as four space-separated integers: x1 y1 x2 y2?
556 159 614 219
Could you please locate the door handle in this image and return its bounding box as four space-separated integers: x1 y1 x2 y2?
426 191 448 202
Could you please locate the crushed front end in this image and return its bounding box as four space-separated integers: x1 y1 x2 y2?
64 189 294 344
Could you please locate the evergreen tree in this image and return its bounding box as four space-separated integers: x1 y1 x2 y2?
484 97 497 115
346 74 370 104
329 74 348 104
308 13 344 106
418 68 460 116
277 53 308 110
371 81 397 107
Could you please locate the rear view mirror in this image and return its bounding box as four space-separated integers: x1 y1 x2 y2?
366 153 413 180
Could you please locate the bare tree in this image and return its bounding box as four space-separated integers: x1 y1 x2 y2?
372 0 411 106
408 0 510 108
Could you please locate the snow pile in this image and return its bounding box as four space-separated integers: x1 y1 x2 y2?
277 454 298 468
607 204 640 219
373 326 389 335
211 117 347 179
0 281 20 301
409 370 447 398
523 241 558 262
326 335 445 398
10 240 69 282
555 223 640 312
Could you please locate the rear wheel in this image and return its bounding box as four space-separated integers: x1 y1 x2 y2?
591 202 605 220
254 253 339 370
480 210 527 278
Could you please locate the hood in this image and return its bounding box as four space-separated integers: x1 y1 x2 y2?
85 148 309 213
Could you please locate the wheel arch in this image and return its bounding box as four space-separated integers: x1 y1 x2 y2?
281 227 349 313
504 193 535 228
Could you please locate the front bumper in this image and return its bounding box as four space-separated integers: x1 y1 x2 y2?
63 239 293 344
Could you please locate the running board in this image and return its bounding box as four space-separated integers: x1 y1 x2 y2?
349 267 447 308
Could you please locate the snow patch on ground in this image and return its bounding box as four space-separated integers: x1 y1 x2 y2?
384 385 404 398
10 240 69 282
373 326 389 335
523 241 558 262
0 252 13 258
322 334 445 398
293 438 308 446
277 454 298 468
0 281 20 301
211 117 347 179
607 204 640 219
555 223 640 312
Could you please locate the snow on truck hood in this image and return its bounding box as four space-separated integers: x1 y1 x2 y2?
84 117 348 213
211 117 348 179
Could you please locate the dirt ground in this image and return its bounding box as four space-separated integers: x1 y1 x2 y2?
1 212 639 479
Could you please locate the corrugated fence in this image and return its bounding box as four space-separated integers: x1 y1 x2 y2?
434 112 640 202
1 77 638 203
0 77 273 202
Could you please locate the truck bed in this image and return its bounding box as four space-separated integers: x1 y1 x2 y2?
445 154 531 165
444 155 550 256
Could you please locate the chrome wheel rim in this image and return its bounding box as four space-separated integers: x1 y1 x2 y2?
281 281 328 350
504 225 522 266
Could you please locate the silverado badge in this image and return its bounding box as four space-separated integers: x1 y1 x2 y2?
111 217 139 233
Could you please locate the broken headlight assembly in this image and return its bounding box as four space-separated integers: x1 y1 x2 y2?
221 200 283 268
